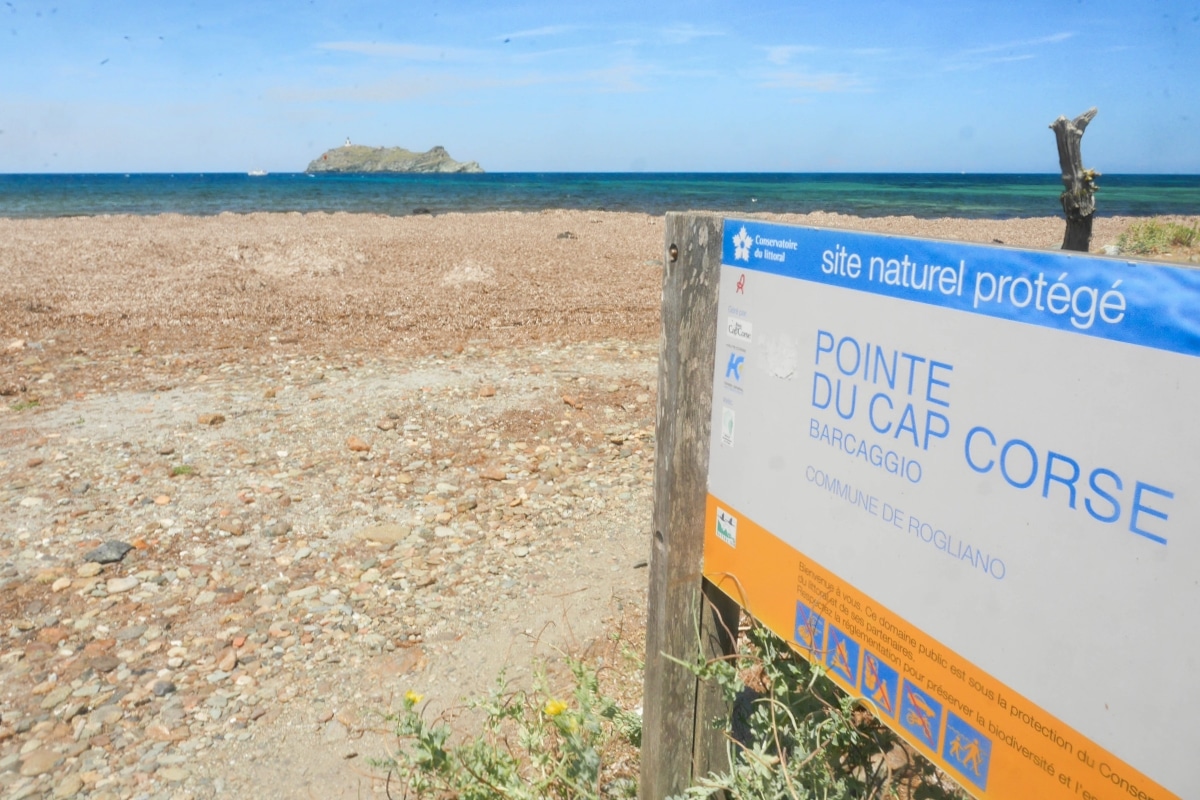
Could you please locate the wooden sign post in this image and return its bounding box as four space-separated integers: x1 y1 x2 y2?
640 213 739 799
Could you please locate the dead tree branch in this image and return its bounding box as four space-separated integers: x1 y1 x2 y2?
1050 107 1100 252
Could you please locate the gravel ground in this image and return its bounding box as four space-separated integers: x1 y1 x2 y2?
0 338 656 800
0 209 1183 799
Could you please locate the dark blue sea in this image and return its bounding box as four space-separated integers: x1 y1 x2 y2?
0 173 1197 219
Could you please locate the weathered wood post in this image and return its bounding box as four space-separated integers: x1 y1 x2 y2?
640 213 741 799
1050 107 1100 252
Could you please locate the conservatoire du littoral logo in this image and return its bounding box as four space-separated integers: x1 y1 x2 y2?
732 226 752 261
716 508 737 546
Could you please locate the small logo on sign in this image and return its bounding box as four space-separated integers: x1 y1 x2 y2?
725 352 744 382
732 228 752 262
726 317 752 343
735 273 746 293
715 508 737 547
721 407 735 446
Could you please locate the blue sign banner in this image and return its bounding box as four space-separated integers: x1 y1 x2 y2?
722 219 1200 357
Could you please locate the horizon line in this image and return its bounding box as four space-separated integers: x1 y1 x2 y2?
2 170 1198 177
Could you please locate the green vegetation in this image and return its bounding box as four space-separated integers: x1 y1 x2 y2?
9 399 40 411
376 660 641 798
376 626 964 800
305 144 483 174
171 464 195 476
673 625 964 800
1117 218 1199 255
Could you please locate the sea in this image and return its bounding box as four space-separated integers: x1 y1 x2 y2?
0 173 1197 219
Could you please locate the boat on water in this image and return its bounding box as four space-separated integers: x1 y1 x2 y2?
247 169 268 177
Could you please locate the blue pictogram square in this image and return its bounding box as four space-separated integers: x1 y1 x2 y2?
942 711 991 791
824 624 860 685
793 601 825 658
860 649 900 719
898 680 943 751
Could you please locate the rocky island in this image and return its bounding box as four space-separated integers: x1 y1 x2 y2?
305 143 483 174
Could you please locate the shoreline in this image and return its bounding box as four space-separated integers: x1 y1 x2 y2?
2 207 1196 219
1 209 1195 225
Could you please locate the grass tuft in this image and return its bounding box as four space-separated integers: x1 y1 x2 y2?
372 622 968 800
1117 218 1199 255
670 623 968 800
374 658 641 798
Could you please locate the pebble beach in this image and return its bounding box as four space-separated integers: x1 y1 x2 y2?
0 209 1176 799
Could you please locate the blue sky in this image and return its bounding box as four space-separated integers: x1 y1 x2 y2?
1 0 1197 173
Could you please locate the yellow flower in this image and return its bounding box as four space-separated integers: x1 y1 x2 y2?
543 698 568 717
405 690 424 706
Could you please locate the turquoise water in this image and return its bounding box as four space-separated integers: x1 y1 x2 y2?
0 172 1197 219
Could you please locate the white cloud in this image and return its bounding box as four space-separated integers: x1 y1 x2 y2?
499 25 575 41
271 71 562 104
661 23 723 44
957 32 1074 57
317 41 484 62
761 70 866 93
943 32 1072 72
765 45 818 66
585 62 651 93
944 52 1038 72
270 56 663 105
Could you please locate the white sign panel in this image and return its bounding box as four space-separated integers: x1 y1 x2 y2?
703 219 1198 800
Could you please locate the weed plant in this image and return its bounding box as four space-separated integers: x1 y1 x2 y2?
1117 218 1198 255
672 624 965 800
376 660 642 799
377 625 964 800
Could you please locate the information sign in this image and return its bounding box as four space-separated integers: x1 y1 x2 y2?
704 219 1199 799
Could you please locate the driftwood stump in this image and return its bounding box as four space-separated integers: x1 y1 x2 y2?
1050 108 1100 252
